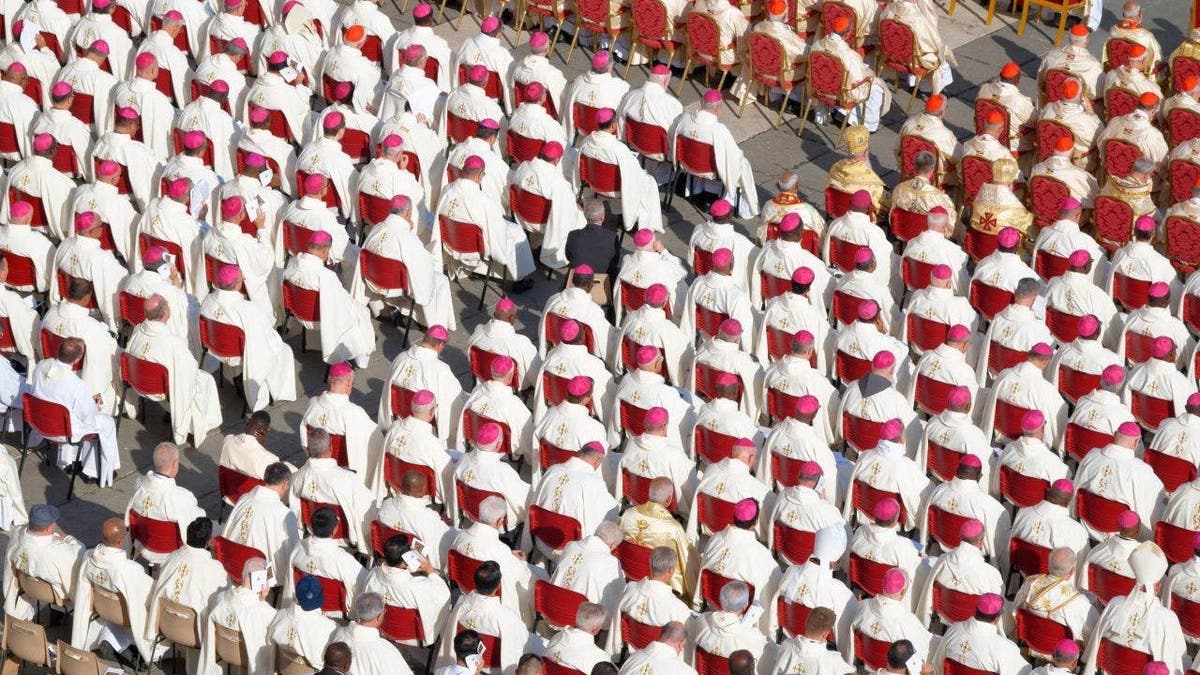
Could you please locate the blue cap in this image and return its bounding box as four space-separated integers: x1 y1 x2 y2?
295 575 324 611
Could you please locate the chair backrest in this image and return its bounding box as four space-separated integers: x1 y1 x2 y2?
1104 137 1141 179
1063 422 1113 462
925 441 964 482
1045 306 1081 344
533 579 588 629
217 466 263 506
1077 489 1131 539
21 393 76 443
907 314 951 355
91 585 131 627
540 439 576 471
383 456 438 499
282 280 321 323
1165 215 1200 274
827 235 863 274
693 361 739 401
379 604 427 645
841 413 884 454
3 616 49 667
685 11 724 62
1131 391 1173 430
1093 196 1134 252
619 401 649 437
41 329 81 372
1172 593 1200 640
128 509 182 555
579 154 622 196
901 256 936 292
694 646 731 675
369 520 408 560
915 375 955 417
1097 638 1151 675
617 540 654 580
625 117 670 160
847 552 891 597
853 629 892 670
899 134 940 179
694 425 738 465
851 479 905 525
16 570 62 606
447 548 486 593
529 504 583 551
455 480 506 527
772 522 816 566
999 466 1049 509
942 658 996 675
959 155 994 206
620 612 664 650
213 622 248 668
1155 520 1199 566
927 505 971 551
878 18 916 71
986 341 1027 379
932 580 979 624
298 496 349 539
212 536 266 582
1104 86 1139 120
969 280 1014 321
676 135 719 179
1169 108 1200 148
505 131 546 164
1089 561 1138 606
993 398 1031 441
198 316 246 361
439 215 487 256
120 351 171 400
462 408 513 457
445 112 478 144
1035 248 1071 282
693 304 729 341
157 598 200 649
290 568 348 613
467 347 519 392
770 451 810 489
1008 538 1052 579
359 250 411 295
1 249 37 291
697 492 737 535
545 313 597 353
56 638 107 675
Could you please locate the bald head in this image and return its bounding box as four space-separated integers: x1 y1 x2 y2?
401 469 428 497
144 293 169 322
101 518 126 547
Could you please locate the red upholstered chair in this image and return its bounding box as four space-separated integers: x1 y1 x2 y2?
694 425 738 466
21 393 97 501
798 50 872 139
907 315 951 354
960 155 994 208
1009 538 1052 579
898 134 941 181
697 493 736 534
1171 593 1200 642
759 272 793 302
1036 119 1074 161
505 131 545 165
1097 639 1151 675
281 281 320 352
1131 391 1173 430
1057 365 1101 404
444 112 478 144
1089 562 1137 606
1044 306 1081 344
1145 448 1198 495
926 441 965 482
1 249 38 293
617 540 654 580
621 468 675 510
890 207 927 242
926 505 971 551
1076 490 1130 538
128 510 183 557
770 452 809 489
625 0 681 81
625 116 672 163
1035 248 1071 281
835 349 871 384
969 280 1014 321
528 505 583 552
880 19 936 113
830 290 868 326
827 235 863 273
216 466 261 511
999 466 1049 509
694 647 730 675
772 522 816 566
1104 87 1139 121
850 479 905 525
620 613 663 651
298 499 349 540
993 398 1033 441
986 341 1027 380
932 581 979 624
545 313 597 354
741 32 804 125
853 630 892 671
821 1 859 46
440 215 505 310
1170 159 1200 206
534 580 588 631
1113 273 1152 312
447 549 486 594
1186 292 1200 335
579 153 622 199
914 376 955 417
1155 521 1200 565
468 347 518 392
842 413 884 454
824 187 854 220
1169 109 1200 148
693 362 740 401
678 12 737 94
847 552 892 597
776 597 814 639
461 409 514 459
369 521 407 559
454 480 506 527
1165 215 1200 276
1093 196 1134 252
1105 38 1139 71
119 352 170 427
566 0 622 65
212 536 265 582
1124 331 1159 365
901 257 936 292
383 456 437 499
699 569 753 610
1063 422 1113 462
943 658 996 675
290 570 348 614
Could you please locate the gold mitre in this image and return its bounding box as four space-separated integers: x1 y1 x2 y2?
993 157 1019 183
844 125 870 153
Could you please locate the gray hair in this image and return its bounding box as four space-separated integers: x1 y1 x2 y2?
660 621 687 645
354 592 386 622
777 171 798 191
144 294 168 321
596 521 622 548
649 546 678 577
1014 277 1040 299
478 496 507 525
583 199 606 224
1048 547 1076 577
648 477 675 506
152 442 180 471
1132 156 1156 176
914 151 937 174
306 428 331 457
241 557 267 585
719 580 751 613
575 602 607 632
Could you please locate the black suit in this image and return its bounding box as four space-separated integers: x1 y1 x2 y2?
564 222 621 277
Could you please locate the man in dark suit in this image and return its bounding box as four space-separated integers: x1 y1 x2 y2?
565 198 622 279
315 642 352 675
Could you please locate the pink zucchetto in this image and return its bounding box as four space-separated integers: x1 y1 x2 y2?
427 325 449 340
480 118 500 131
651 64 670 75
404 45 424 63
633 229 654 247
1149 281 1170 298
872 350 895 369
948 386 971 407
1152 336 1175 358
9 202 31 220
529 32 549 49
248 106 269 123
850 190 872 209
1189 392 1200 407
645 284 668 305
854 247 874 264
413 2 432 17
1022 410 1045 431
308 230 331 246
73 211 97 232
947 324 970 341
977 593 1003 615
882 568 906 595
143 246 165 265
716 373 738 388
960 518 984 539
582 441 605 454
778 212 800 232
1069 249 1091 266
574 263 593 276
719 319 742 337
4 62 23 75
880 418 903 441
858 301 879 321
468 65 488 83
32 133 53 153
1117 510 1140 529
496 297 515 311
711 248 734 268
702 89 722 105
1056 640 1080 656
216 264 240 287
268 50 288 65
1051 478 1074 493
636 345 660 366
220 196 244 220
166 178 189 199
389 195 410 211
1117 421 1142 438
595 107 615 125
792 330 814 345
116 106 139 120
382 134 403 149
463 155 485 171
91 39 110 54
792 267 814 285
798 460 822 476
1102 364 1125 386
592 51 610 69
540 141 563 161
734 437 755 449
559 319 580 342
474 422 501 447
932 264 951 280
524 81 545 100
644 406 668 427
412 389 435 406
710 199 732 218
1143 664 1169 675
733 498 758 521
135 52 156 70
490 355 514 377
162 8 183 19
1030 342 1053 357
322 111 344 130
480 15 500 32
1078 314 1100 337
874 498 900 521
997 227 1020 248
567 375 592 397
333 81 352 99
796 395 819 415
1060 197 1081 210
329 362 353 378
182 130 205 149
959 454 982 469
1135 216 1155 233
97 160 121 177
51 82 73 98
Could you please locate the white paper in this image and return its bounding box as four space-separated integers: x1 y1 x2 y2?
258 168 274 187
250 569 269 592
157 254 174 279
741 602 764 627
190 178 217 219
244 195 260 223
465 655 482 671
401 549 423 570
905 654 924 675
20 21 40 54
280 66 298 82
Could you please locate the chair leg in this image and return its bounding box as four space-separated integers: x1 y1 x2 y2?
796 96 812 137
985 0 996 24
676 55 693 95
947 0 956 15
1015 0 1032 35
401 298 414 348
436 0 451 22
65 448 77 502
564 26 581 64
623 31 638 79
1054 8 1068 45
905 75 922 114
515 1 527 41
775 89 788 126
550 19 563 49
716 69 729 92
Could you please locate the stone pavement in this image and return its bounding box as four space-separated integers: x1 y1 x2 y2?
11 0 1189 603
